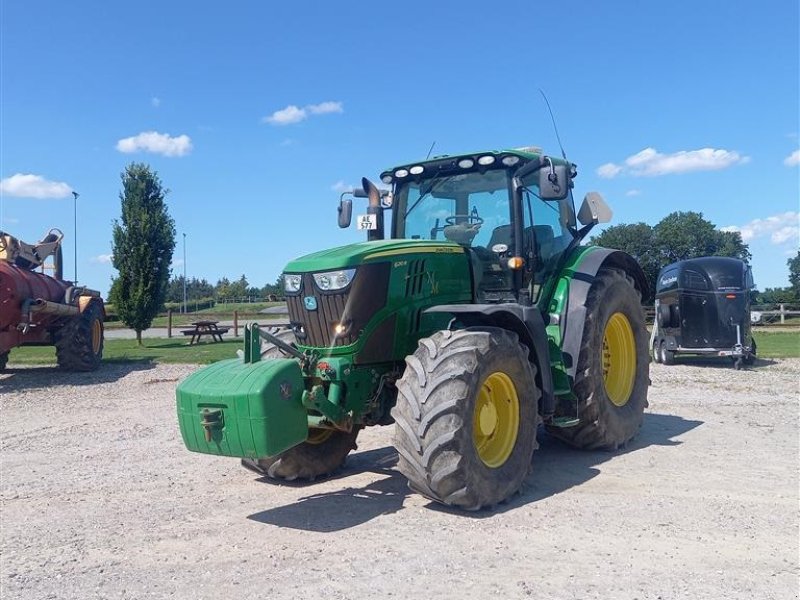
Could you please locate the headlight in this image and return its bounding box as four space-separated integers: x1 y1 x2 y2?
284 274 302 293
313 268 356 291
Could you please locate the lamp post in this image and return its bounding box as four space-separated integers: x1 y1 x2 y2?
71 191 79 283
182 233 187 314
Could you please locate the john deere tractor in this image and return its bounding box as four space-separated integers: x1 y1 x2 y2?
177 146 649 510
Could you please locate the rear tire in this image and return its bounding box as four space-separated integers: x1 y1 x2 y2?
54 300 104 371
546 268 649 450
242 427 361 481
392 327 540 510
652 340 661 364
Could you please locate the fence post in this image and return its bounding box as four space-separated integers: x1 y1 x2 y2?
168 309 173 338
780 303 785 324
234 310 239 337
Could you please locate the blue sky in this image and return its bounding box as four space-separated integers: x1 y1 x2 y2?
1 1 798 296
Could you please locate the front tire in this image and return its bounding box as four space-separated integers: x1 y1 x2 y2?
54 300 104 371
242 427 360 481
240 327 360 481
547 268 649 450
392 327 540 510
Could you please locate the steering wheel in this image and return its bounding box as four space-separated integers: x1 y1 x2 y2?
445 214 484 227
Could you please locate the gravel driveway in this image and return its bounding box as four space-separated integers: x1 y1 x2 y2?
1 358 798 600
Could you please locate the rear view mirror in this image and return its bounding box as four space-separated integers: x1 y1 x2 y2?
539 164 570 200
577 192 612 225
338 198 353 228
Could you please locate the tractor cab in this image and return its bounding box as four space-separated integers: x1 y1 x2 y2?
339 148 612 307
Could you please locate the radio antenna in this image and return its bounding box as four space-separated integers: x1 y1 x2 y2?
425 140 436 160
539 89 567 160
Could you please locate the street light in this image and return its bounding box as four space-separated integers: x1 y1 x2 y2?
72 191 79 283
182 233 187 314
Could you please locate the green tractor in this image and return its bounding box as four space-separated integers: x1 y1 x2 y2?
177 146 649 510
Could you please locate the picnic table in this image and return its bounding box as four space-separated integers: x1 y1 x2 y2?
181 320 230 344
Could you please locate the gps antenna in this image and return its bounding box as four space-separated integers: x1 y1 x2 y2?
539 89 567 160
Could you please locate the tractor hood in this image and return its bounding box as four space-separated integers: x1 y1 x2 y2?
284 239 464 273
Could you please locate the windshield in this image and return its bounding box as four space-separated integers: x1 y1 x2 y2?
394 169 512 246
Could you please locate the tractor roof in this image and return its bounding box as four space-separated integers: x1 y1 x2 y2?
379 147 571 185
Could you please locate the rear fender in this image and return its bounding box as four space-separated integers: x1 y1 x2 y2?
561 249 648 381
424 304 555 417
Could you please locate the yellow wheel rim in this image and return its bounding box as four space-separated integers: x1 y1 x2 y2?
602 312 636 407
472 372 519 468
306 428 333 445
91 319 102 354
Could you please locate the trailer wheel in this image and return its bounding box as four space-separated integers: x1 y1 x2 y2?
546 268 649 450
0 352 7 371
652 340 661 364
743 339 757 365
392 327 540 510
660 340 675 365
54 300 104 371
242 427 361 481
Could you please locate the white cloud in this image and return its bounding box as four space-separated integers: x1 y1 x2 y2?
265 105 306 125
722 211 799 245
91 254 113 264
0 173 72 198
307 101 343 115
151 96 161 108
783 149 800 166
331 180 354 193
115 131 193 157
597 147 749 178
596 163 623 178
625 189 642 197
263 101 344 126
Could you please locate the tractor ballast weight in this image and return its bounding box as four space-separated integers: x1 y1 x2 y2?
177 147 650 509
0 229 105 371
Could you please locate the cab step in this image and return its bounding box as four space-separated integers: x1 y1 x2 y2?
549 416 580 428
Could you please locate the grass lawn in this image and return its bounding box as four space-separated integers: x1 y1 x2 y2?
6 338 242 366
6 330 798 368
752 330 800 358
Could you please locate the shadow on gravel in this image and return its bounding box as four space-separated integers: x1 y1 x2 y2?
248 412 702 530
659 356 778 369
247 446 405 532
0 361 156 391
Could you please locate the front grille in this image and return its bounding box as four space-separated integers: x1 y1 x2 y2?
286 263 390 348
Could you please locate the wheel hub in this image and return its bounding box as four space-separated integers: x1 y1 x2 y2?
602 312 636 407
472 372 520 468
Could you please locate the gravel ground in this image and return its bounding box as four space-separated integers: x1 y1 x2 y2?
1 358 798 600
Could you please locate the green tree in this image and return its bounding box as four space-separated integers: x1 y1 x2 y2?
590 222 660 302
789 250 800 298
653 211 750 263
228 274 249 299
110 163 176 344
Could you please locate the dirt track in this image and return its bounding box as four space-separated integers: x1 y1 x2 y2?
1 358 798 600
